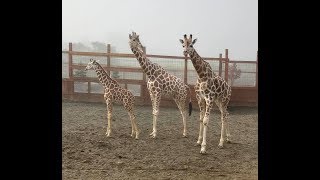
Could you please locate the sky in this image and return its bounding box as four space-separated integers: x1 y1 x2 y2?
62 0 257 60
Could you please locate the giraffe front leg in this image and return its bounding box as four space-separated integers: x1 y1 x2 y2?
200 103 212 154
150 108 159 138
106 100 112 137
150 95 161 138
196 97 206 145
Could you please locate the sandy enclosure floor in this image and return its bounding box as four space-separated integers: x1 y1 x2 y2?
62 101 258 179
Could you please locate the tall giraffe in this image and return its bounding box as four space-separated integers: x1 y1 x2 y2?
129 31 192 138
179 34 232 154
84 59 139 139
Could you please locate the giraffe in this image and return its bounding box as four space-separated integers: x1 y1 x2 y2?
84 58 139 139
128 31 192 138
179 34 232 154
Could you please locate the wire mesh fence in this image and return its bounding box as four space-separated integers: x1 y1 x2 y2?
62 43 258 106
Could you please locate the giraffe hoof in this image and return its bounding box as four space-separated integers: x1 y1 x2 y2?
226 140 231 143
200 149 207 154
200 145 206 154
218 144 224 149
183 134 187 138
149 131 156 138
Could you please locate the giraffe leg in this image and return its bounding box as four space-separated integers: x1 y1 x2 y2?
132 113 140 139
106 100 112 137
200 101 213 154
196 96 206 145
128 111 135 137
174 98 187 137
218 103 230 148
225 112 231 143
124 95 139 139
150 95 161 138
128 110 139 139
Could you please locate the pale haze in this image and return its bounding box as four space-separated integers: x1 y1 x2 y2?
62 0 257 60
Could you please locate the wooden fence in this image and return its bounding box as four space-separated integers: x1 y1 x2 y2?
62 43 258 108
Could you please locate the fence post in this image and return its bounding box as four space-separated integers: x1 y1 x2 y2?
107 44 111 75
219 53 222 77
68 43 73 78
256 51 258 89
224 49 229 83
68 43 74 99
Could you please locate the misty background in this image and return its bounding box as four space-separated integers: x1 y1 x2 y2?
62 0 257 61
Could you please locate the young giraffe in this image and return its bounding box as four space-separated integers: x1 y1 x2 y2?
84 58 139 139
129 31 192 138
179 34 232 154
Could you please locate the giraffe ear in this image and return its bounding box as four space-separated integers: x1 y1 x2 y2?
90 59 93 62
192 38 197 45
179 39 184 44
129 34 132 39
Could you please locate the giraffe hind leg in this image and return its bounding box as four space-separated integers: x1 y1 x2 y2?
218 101 231 148
174 97 187 137
124 100 139 139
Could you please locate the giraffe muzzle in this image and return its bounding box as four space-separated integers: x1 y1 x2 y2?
183 51 188 57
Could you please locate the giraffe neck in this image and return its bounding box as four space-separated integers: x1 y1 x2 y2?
130 47 157 77
93 63 117 88
188 49 215 80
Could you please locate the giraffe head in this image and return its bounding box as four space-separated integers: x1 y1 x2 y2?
179 34 197 57
84 58 100 71
129 31 144 52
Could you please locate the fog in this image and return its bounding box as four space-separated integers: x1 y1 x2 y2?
62 0 257 60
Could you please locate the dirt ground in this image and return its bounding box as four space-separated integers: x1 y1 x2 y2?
62 101 257 180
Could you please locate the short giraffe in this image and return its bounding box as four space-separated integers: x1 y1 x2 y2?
180 34 232 154
129 31 192 138
85 59 139 139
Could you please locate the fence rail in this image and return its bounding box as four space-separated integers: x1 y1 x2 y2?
62 43 258 107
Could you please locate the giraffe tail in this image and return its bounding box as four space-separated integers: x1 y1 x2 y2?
186 85 192 116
